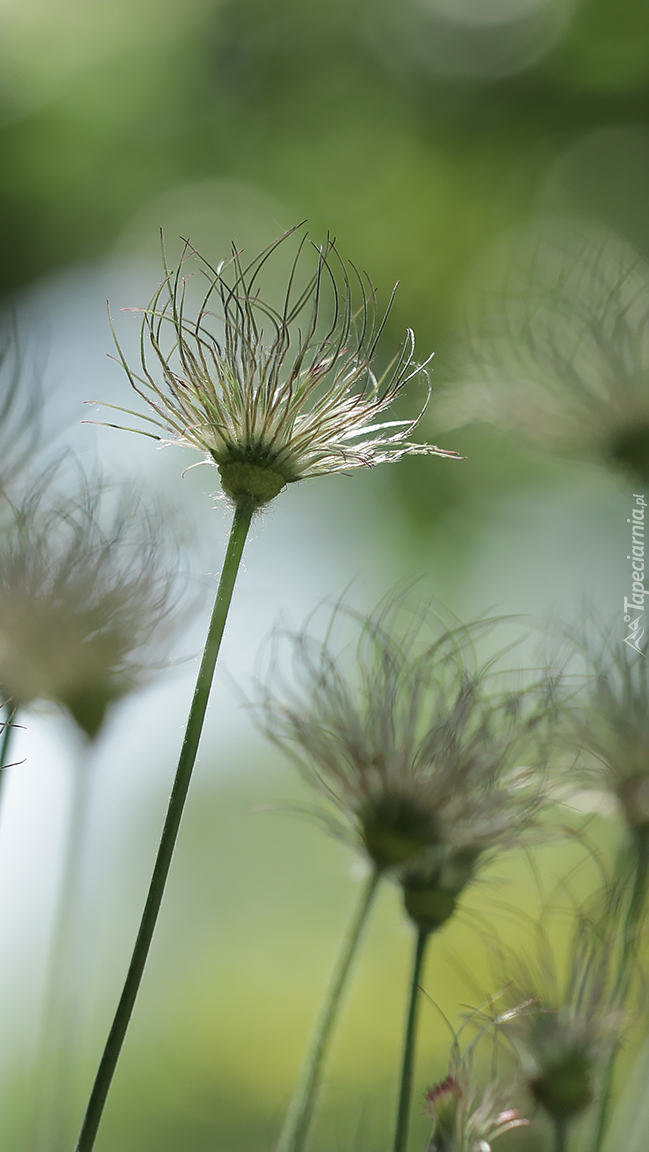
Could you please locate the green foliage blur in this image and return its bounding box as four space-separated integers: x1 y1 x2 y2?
2 0 649 1149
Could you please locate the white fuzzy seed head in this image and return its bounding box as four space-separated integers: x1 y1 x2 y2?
107 228 461 508
0 474 186 738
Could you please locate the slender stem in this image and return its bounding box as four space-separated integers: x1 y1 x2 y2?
0 703 17 812
276 868 382 1152
554 1118 569 1152
37 749 93 1152
75 501 253 1152
593 826 649 1152
618 827 649 987
393 927 430 1152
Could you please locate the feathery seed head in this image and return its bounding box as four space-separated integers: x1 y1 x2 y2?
502 902 622 1125
107 228 460 508
0 473 186 738
436 222 649 484
258 597 558 875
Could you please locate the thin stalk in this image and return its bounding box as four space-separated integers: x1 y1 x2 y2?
592 826 649 1152
0 703 17 812
75 500 253 1152
276 868 382 1152
37 749 93 1152
393 927 430 1152
554 1119 569 1152
617 827 649 987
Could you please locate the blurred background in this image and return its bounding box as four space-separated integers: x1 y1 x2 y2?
0 0 646 1148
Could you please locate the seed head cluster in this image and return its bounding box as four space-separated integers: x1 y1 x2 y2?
108 229 460 508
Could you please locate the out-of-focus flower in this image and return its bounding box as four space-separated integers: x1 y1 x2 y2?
104 228 461 509
503 903 621 1125
436 220 649 484
425 1021 528 1152
258 598 559 899
0 473 186 739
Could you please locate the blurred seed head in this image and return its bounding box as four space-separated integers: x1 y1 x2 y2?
0 470 188 739
257 596 560 880
436 220 649 484
107 227 460 509
500 899 623 1125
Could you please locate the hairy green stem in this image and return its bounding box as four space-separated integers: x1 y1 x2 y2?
0 704 17 811
593 826 649 1152
393 927 430 1152
75 501 253 1152
276 868 381 1152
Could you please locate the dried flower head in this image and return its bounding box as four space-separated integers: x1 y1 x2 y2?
0 472 186 739
436 220 649 484
104 228 460 508
425 1018 528 1152
502 902 622 1124
258 598 558 893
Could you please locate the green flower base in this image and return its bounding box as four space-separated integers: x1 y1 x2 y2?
218 462 286 507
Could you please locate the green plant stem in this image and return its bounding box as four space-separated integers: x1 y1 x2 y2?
393 927 430 1152
0 703 17 812
554 1119 569 1152
276 868 382 1152
593 826 649 1152
37 748 93 1152
618 827 649 987
75 500 253 1152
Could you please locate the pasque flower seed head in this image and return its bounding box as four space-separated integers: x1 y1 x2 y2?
104 228 461 508
0 472 186 739
501 901 622 1125
258 597 558 876
436 221 649 485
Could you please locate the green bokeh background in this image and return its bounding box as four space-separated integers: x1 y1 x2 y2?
0 0 648 1149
